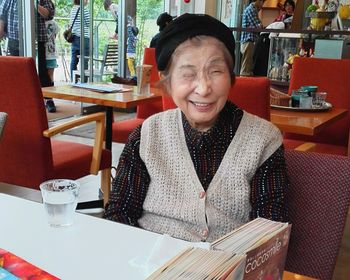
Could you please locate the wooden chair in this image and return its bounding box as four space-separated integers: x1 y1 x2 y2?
112 48 163 143
73 43 118 83
284 57 350 156
0 112 7 140
0 57 111 204
285 150 350 279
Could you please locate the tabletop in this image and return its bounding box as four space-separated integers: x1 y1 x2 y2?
42 84 163 151
42 84 162 109
0 193 318 280
270 107 348 136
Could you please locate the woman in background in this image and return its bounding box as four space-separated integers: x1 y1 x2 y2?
274 0 295 23
103 0 118 40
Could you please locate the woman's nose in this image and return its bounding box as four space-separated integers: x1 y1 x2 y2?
195 75 211 96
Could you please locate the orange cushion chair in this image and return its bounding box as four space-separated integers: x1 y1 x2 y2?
0 57 111 203
284 57 350 156
112 48 163 143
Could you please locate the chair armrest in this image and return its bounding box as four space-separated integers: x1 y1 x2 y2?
294 142 316 152
43 112 105 175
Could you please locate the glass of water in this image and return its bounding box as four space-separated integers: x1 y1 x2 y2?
40 179 80 227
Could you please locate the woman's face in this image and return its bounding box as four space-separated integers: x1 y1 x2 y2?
285 3 294 15
167 37 232 132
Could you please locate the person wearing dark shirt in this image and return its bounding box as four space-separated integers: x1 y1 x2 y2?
104 13 289 243
149 12 173 48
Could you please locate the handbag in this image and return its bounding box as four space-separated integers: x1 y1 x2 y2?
63 7 80 43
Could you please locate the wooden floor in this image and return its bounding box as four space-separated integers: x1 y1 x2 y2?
1 109 349 279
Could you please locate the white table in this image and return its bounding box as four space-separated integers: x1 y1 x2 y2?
0 193 160 279
0 194 317 280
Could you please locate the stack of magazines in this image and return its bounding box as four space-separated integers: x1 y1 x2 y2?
146 218 291 280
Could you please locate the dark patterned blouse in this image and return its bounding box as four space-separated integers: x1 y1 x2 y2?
104 101 289 226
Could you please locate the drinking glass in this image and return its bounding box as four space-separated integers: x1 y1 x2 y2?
40 179 80 227
312 92 327 108
135 64 152 96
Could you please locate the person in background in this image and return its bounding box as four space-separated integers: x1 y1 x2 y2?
274 0 295 23
104 13 289 243
37 0 56 113
150 12 173 48
103 0 118 40
240 0 265 76
126 16 138 79
70 0 90 82
45 18 59 86
0 0 19 56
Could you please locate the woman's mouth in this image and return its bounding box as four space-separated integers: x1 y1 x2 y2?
190 101 213 111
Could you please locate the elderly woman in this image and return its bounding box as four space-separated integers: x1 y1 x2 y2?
104 13 289 243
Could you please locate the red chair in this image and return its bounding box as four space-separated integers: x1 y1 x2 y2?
112 48 162 143
284 57 350 156
0 57 111 203
285 150 350 279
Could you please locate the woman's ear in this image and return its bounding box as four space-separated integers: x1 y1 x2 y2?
159 72 165 80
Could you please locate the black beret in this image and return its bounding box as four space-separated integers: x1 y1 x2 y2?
155 13 235 71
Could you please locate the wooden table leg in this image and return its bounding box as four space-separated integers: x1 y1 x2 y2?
105 107 113 151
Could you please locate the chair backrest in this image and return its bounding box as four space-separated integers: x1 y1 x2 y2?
162 76 271 120
230 76 270 120
100 44 118 75
0 57 54 188
0 112 8 140
135 48 162 119
284 150 350 279
286 57 350 147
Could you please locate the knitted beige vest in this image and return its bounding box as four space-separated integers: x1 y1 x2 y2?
138 109 282 242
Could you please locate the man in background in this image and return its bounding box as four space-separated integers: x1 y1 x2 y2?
240 0 264 76
0 0 19 56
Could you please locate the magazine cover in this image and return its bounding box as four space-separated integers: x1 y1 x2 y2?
243 225 292 280
0 248 59 280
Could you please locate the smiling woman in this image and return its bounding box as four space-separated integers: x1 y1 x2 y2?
103 13 289 243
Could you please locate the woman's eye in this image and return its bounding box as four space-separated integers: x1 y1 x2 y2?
182 72 196 80
210 69 223 75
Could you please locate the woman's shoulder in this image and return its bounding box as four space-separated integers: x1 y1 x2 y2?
242 111 281 136
145 109 179 125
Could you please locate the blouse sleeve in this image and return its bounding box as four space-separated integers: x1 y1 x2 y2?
103 125 150 226
250 145 289 222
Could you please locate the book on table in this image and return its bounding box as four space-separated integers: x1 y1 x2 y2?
72 82 132 93
146 218 291 280
0 248 60 279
